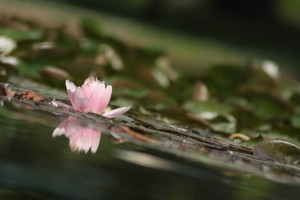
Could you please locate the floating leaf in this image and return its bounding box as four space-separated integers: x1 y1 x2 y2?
248 95 290 119
0 36 17 56
192 81 210 102
254 139 300 167
184 101 231 120
243 135 264 146
39 66 70 81
39 66 71 88
291 113 300 129
151 67 170 88
202 64 246 99
259 60 279 80
114 88 149 99
81 18 103 39
184 101 236 133
98 44 124 71
250 60 280 88
80 38 99 55
210 115 237 134
290 91 300 105
0 28 43 41
0 56 20 78
231 106 265 132
272 124 300 141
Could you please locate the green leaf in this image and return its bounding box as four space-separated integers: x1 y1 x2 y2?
291 113 300 129
243 135 264 146
81 18 103 39
249 95 289 119
231 106 264 132
202 64 246 99
114 88 149 98
0 28 43 41
184 101 232 120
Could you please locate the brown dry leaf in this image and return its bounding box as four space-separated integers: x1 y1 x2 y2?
0 84 16 99
0 84 6 96
16 90 45 102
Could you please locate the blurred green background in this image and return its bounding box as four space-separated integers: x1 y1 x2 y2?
3 0 300 76
46 0 300 75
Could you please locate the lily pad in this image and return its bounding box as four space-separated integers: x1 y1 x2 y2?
247 94 291 119
291 113 300 129
254 139 300 167
81 18 104 39
184 101 232 120
0 28 43 41
243 135 264 146
202 64 246 99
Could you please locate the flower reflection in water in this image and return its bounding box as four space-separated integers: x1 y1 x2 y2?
53 117 101 153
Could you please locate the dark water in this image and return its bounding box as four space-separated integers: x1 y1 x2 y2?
0 99 300 200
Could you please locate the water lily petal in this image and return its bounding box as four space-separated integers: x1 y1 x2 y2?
66 80 77 107
66 90 75 108
81 84 90 97
66 80 76 92
74 87 85 99
97 85 112 113
73 96 91 112
82 77 99 97
81 83 96 97
81 77 99 97
102 106 131 118
90 83 105 113
84 76 95 85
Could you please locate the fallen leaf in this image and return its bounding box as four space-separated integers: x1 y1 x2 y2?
15 90 45 102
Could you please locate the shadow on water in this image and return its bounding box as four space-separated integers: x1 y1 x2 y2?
0 88 299 200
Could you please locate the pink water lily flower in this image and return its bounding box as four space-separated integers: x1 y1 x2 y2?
53 117 101 153
66 77 130 118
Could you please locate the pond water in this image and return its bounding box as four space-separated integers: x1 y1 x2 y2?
0 92 300 200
